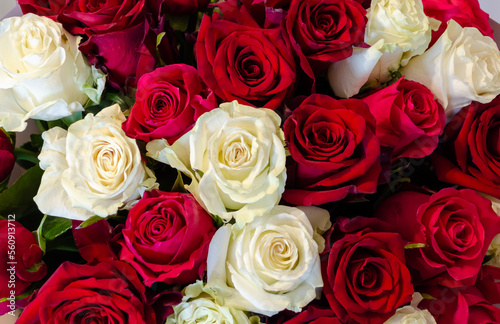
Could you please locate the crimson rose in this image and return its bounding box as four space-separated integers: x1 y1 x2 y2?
195 13 296 110
422 0 493 44
375 188 500 287
58 0 157 90
285 0 366 76
122 64 217 144
17 261 180 323
0 220 46 315
0 130 15 184
432 97 500 199
362 77 446 160
322 217 414 324
283 94 381 205
18 0 66 20
118 190 216 287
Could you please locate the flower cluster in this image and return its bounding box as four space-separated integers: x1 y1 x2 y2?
0 0 499 323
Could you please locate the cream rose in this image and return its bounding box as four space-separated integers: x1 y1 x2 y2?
146 100 286 226
366 0 439 66
0 13 105 132
402 20 500 116
384 293 436 324
34 105 156 220
166 281 261 324
205 205 330 316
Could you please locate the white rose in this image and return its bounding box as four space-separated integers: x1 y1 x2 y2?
366 0 439 66
205 205 330 316
402 20 500 117
166 281 261 324
34 104 156 220
0 13 105 132
147 100 286 226
385 293 436 324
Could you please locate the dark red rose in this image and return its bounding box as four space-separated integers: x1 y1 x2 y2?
122 64 217 144
18 0 67 20
422 0 494 44
284 0 366 76
118 190 216 287
17 260 181 324
420 284 500 324
362 77 446 160
0 220 46 315
0 130 15 184
195 13 297 110
215 0 286 29
274 305 341 324
58 0 158 90
322 217 414 324
283 94 381 205
432 97 500 199
375 188 500 288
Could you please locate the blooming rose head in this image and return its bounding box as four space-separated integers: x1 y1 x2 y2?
0 14 105 132
422 0 493 43
0 220 46 315
375 188 500 287
284 0 366 75
18 0 66 20
206 205 330 316
16 261 179 323
0 130 15 184
362 77 446 160
283 94 381 205
432 97 500 200
58 0 160 90
122 64 217 144
34 104 157 220
195 13 296 110
322 217 414 324
166 281 260 324
147 101 286 226
119 190 216 287
365 0 439 65
402 20 500 116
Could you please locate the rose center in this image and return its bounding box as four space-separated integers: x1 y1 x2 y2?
92 140 123 188
237 52 264 83
260 232 298 272
222 136 252 168
84 0 107 12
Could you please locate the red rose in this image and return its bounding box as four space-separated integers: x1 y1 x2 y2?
432 97 500 199
420 284 500 324
118 190 216 287
283 94 381 205
322 217 414 324
17 260 181 324
362 78 446 160
375 188 500 288
281 305 341 324
195 13 297 110
284 0 366 76
122 64 217 144
58 0 158 90
0 220 46 315
18 0 66 20
0 130 15 184
422 0 493 44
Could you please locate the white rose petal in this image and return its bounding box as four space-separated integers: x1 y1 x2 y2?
205 205 328 316
402 20 500 117
385 293 436 324
366 0 439 65
0 13 105 132
166 281 261 324
147 100 286 226
34 104 156 220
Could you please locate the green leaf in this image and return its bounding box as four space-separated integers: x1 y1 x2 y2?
420 293 435 300
0 165 44 218
14 147 39 164
41 215 72 241
171 170 186 192
79 215 104 229
61 111 83 127
404 243 427 249
166 14 190 32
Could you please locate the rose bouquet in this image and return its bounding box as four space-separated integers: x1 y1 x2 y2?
1 0 500 323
